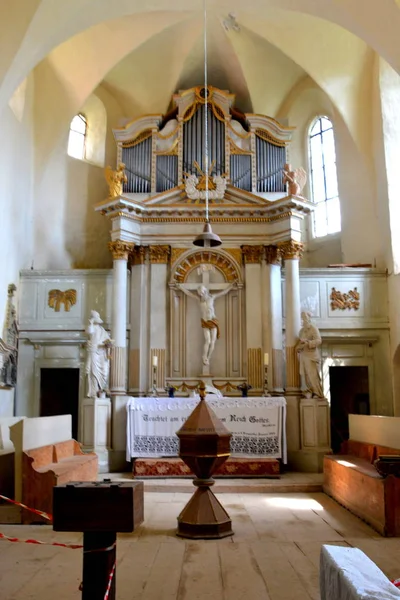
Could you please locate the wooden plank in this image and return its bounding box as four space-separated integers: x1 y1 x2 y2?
312 492 378 538
177 541 224 600
219 542 271 599
251 541 313 600
116 542 159 600
279 541 320 600
142 542 185 600
295 540 350 570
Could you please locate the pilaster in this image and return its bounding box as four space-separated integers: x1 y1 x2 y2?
148 245 170 393
242 245 263 391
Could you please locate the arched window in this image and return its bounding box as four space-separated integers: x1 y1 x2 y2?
67 113 87 159
309 117 341 238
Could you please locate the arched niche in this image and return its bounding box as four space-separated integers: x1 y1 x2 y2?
169 249 244 381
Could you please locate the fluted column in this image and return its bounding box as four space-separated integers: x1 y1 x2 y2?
108 240 134 394
278 240 303 392
265 245 284 393
129 246 149 395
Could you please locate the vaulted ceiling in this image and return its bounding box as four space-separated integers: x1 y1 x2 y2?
2 0 400 158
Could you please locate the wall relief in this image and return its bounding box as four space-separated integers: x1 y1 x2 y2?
330 287 360 311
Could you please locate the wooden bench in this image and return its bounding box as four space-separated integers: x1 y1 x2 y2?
9 415 98 524
324 439 400 536
22 439 98 523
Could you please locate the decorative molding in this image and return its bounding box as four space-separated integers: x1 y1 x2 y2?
278 240 304 260
173 250 240 283
149 245 171 264
130 245 147 266
108 240 134 261
223 248 243 266
170 248 187 266
48 289 77 312
241 245 263 264
264 245 282 266
330 287 360 311
212 380 240 393
247 348 263 389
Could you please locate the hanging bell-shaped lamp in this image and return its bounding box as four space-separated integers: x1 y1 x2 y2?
193 221 222 248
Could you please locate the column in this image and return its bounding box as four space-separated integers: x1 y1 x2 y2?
148 245 170 393
242 245 263 391
278 240 303 392
129 246 149 395
278 240 303 468
108 240 134 394
265 245 284 393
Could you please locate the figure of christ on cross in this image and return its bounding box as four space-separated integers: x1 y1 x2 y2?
176 272 237 367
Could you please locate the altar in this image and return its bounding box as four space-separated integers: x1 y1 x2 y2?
126 396 287 463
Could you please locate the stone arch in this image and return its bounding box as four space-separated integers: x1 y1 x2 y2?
170 249 242 284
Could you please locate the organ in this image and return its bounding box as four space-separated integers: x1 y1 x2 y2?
112 85 295 200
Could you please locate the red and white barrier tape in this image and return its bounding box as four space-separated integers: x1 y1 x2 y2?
0 494 52 521
0 531 82 549
104 562 116 600
0 493 116 599
391 579 400 588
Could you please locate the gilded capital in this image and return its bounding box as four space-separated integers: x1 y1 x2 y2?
149 245 171 264
264 245 281 265
277 240 304 260
130 245 147 266
241 245 263 264
108 240 134 261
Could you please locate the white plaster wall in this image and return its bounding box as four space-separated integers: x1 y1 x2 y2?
281 79 381 269
0 73 35 331
33 86 123 271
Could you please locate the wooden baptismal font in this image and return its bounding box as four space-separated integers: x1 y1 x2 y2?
176 382 234 539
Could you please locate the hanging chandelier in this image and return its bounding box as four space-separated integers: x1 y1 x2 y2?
193 0 222 249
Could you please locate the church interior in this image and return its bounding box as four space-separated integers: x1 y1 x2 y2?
2 1 400 598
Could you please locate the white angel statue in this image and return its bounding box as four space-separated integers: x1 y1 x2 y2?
283 163 307 197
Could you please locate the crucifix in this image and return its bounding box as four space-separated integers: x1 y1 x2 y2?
176 266 236 373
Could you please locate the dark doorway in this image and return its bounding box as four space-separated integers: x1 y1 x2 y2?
40 368 80 439
329 366 370 453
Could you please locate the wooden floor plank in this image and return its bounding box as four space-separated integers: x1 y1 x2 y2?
251 541 313 600
279 541 321 600
116 542 160 600
219 542 271 600
141 542 185 600
177 542 224 600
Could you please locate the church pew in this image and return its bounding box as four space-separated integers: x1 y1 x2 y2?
9 415 98 524
323 415 400 537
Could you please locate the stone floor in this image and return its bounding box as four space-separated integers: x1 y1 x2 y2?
1 480 400 599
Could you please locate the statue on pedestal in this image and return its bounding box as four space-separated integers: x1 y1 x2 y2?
0 284 18 388
177 283 235 366
295 311 324 398
85 310 113 398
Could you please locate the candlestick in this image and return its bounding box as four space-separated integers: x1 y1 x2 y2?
264 352 269 366
152 355 158 367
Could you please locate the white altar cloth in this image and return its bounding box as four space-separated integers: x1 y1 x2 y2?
126 396 287 463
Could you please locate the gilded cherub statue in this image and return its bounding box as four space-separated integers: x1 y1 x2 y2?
283 163 307 197
104 163 128 198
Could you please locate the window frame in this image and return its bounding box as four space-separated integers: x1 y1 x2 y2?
308 115 341 239
67 113 88 160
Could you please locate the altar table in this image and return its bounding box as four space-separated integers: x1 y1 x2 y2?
126 396 287 463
